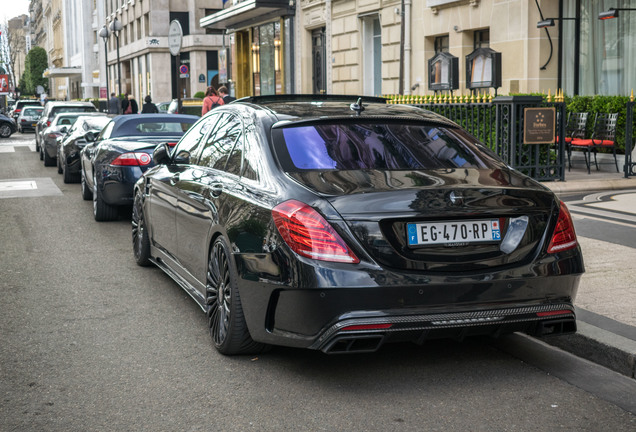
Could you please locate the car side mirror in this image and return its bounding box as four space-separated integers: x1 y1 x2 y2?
60 126 68 134
84 131 96 142
153 143 172 165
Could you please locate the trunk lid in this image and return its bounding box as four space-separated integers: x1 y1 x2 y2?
289 168 557 272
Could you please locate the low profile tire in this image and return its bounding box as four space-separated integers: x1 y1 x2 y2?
57 153 63 174
1 124 13 138
92 174 117 221
131 192 151 266
43 149 55 167
206 236 268 355
39 145 44 161
62 161 80 183
35 137 40 152
80 170 92 200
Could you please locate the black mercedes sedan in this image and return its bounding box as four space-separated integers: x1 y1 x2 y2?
58 114 111 182
80 114 198 221
132 95 584 355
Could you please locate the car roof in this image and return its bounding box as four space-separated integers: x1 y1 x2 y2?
46 101 96 107
233 94 458 127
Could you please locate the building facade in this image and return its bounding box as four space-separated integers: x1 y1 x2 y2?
102 0 224 106
200 0 634 99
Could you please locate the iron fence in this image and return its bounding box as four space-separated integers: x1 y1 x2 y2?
412 96 566 182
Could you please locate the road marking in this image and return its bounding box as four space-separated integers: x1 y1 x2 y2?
0 178 62 199
0 180 38 191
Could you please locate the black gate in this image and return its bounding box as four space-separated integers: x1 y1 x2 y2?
416 96 566 182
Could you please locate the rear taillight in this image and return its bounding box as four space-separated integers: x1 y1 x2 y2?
46 120 51 127
167 142 178 147
111 152 152 166
272 200 359 263
15 109 21 113
547 201 578 254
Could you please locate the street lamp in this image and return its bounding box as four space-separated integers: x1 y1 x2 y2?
536 16 580 95
109 18 123 96
98 25 110 101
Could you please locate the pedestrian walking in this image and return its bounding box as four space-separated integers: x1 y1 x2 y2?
108 93 120 114
141 95 159 113
201 86 224 116
218 86 235 104
121 93 139 115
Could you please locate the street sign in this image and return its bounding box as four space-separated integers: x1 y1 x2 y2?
168 20 183 56
179 65 189 74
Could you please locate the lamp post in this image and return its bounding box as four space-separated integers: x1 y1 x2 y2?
98 25 110 101
537 15 580 95
109 18 123 96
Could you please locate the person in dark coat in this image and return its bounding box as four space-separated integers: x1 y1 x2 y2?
141 95 159 113
108 93 120 114
218 86 235 104
121 93 139 114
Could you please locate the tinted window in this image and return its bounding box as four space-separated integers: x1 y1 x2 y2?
171 115 216 163
275 123 499 171
55 116 80 126
198 113 241 172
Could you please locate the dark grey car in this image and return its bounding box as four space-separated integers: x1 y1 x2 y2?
35 101 98 153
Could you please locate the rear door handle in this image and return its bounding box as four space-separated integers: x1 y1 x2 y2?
170 173 180 185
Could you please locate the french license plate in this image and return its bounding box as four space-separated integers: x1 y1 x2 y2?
31 123 37 127
407 219 501 246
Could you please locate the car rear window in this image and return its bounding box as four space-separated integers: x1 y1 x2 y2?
50 106 97 117
111 119 195 137
275 123 500 171
23 108 43 116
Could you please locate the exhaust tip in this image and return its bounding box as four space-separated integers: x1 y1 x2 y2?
322 335 385 354
534 318 577 337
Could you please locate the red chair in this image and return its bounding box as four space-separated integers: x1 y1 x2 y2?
569 113 619 174
561 112 588 171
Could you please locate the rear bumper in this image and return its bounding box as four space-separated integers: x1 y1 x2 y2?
235 251 583 352
310 304 576 353
99 165 143 206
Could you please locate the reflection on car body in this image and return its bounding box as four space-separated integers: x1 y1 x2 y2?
132 95 584 356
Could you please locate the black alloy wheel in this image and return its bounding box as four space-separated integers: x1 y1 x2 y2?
132 192 151 266
206 236 267 355
0 124 11 138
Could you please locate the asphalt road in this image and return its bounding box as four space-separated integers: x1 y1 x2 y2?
1 132 635 431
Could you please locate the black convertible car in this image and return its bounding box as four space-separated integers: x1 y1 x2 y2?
132 95 584 355
80 114 198 221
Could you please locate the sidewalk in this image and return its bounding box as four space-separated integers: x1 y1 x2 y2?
540 153 636 379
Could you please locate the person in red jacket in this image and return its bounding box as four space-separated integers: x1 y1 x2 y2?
201 86 224 115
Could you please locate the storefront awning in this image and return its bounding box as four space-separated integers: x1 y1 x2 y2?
200 0 294 31
43 67 82 78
